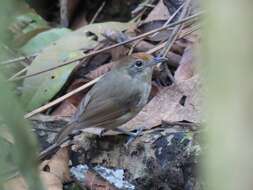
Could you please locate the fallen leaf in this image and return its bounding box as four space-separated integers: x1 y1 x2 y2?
163 0 184 14
144 0 170 23
52 101 77 118
86 62 113 79
137 0 171 42
81 52 112 76
40 171 63 190
120 75 202 131
175 46 197 82
41 147 71 183
138 20 172 42
21 28 72 55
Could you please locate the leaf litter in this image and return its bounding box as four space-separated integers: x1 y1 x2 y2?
3 0 203 189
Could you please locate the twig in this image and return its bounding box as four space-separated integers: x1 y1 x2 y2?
24 76 102 119
151 2 185 38
128 2 185 55
131 0 155 18
8 67 28 80
0 54 37 65
90 1 106 24
10 12 202 82
160 0 192 57
159 0 192 84
147 24 201 54
179 24 201 38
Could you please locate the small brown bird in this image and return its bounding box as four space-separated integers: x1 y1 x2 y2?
40 53 166 159
54 53 166 145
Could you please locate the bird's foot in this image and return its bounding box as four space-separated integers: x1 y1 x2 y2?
125 127 144 146
98 129 108 137
114 127 144 146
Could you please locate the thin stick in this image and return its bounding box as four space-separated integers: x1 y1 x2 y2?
179 24 201 38
0 54 37 65
8 67 28 80
90 1 106 24
11 12 202 82
147 24 201 54
151 2 185 38
158 0 192 84
160 0 192 57
24 76 102 119
128 2 185 55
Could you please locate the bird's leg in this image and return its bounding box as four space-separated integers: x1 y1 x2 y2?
98 128 108 137
114 127 144 146
114 128 139 137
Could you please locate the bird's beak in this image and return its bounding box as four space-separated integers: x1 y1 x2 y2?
146 56 168 67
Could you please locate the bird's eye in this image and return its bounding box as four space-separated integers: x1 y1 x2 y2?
135 60 144 68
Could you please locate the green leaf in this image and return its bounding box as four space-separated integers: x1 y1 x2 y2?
20 28 72 55
10 12 49 47
21 22 134 111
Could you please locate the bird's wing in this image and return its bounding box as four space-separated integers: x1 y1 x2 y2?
77 91 140 129
74 70 141 127
54 96 136 144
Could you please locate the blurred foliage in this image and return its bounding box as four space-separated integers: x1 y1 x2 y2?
0 0 44 190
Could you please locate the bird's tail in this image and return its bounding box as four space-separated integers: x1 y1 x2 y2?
53 122 76 144
39 123 76 160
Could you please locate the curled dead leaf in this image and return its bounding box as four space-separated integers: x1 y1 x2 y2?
41 147 71 183
41 171 63 190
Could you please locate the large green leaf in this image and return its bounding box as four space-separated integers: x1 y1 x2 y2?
21 22 134 111
21 28 72 55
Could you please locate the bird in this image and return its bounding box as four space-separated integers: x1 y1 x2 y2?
39 53 166 159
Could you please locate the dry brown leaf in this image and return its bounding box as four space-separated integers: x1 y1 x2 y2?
52 101 77 118
137 0 172 42
144 0 170 23
41 171 63 190
41 147 71 183
121 75 201 131
175 46 197 82
86 62 114 80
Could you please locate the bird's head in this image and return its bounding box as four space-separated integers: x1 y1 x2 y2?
115 53 167 81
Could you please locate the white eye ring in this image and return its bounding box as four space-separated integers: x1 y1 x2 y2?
135 60 144 68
